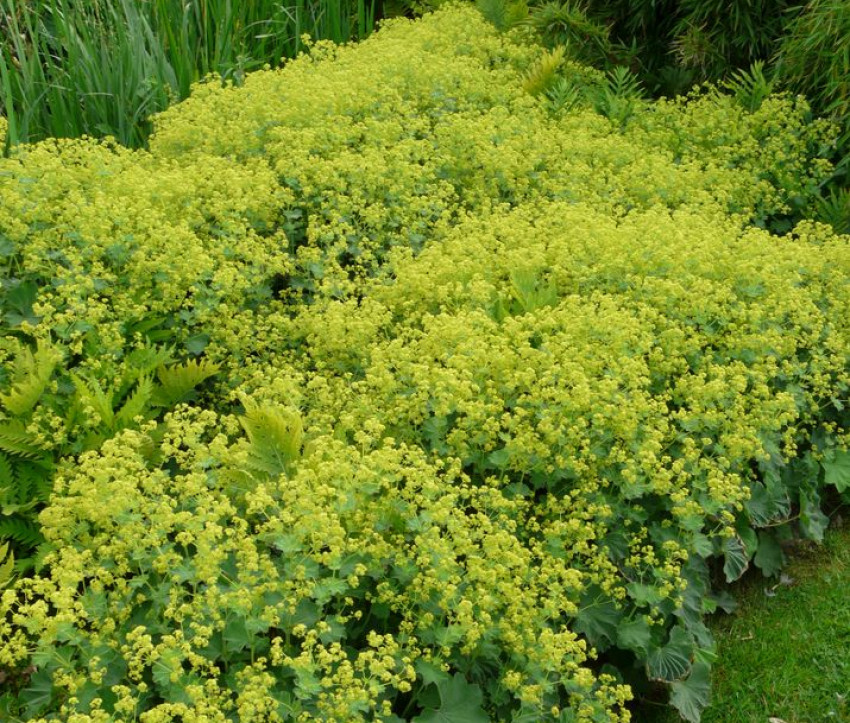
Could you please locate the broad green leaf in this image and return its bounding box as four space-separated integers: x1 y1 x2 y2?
413 674 488 723
744 482 772 526
22 666 55 719
723 536 749 582
223 618 251 654
736 523 757 558
185 333 211 355
823 450 850 493
692 532 713 558
753 530 784 577
616 616 652 654
415 660 451 688
647 626 693 682
669 661 711 723
799 488 828 542
574 593 622 650
626 582 664 607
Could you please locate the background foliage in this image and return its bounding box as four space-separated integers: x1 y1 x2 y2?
0 0 379 147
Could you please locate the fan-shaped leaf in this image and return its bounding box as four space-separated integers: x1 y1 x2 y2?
669 661 711 723
723 535 749 582
413 674 488 723
753 530 784 578
823 450 850 494
647 626 693 682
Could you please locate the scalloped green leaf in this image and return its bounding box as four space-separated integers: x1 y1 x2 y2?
616 616 652 654
413 674 488 723
669 661 711 723
647 626 693 682
723 536 749 582
823 450 850 493
799 488 828 542
753 530 784 577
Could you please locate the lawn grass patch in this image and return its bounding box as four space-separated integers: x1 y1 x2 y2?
636 516 850 722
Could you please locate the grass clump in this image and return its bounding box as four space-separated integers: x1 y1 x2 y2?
0 0 379 147
0 6 847 722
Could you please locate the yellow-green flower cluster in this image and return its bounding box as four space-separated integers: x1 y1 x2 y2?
0 4 847 722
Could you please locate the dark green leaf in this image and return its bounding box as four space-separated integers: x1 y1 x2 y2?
753 530 784 577
799 488 828 542
647 626 693 682
723 536 749 582
616 616 652 654
669 661 711 723
415 660 451 688
413 674 488 723
574 592 622 650
823 450 850 493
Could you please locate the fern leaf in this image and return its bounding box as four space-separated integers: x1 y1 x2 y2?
477 0 528 32
239 405 303 479
31 540 56 573
0 517 43 547
606 65 643 100
72 374 115 429
15 459 52 505
546 77 583 114
0 340 59 416
0 542 14 588
0 451 12 486
115 375 154 428
523 46 566 96
510 269 559 313
723 60 774 112
153 359 220 407
0 421 49 458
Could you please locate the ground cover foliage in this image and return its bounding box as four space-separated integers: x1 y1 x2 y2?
0 5 849 721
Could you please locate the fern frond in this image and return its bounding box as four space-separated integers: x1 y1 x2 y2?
238 404 303 479
115 375 154 428
477 0 528 32
153 358 220 407
523 46 566 96
0 542 14 589
0 420 49 458
0 451 12 486
16 459 53 503
592 66 644 126
0 340 60 416
119 344 175 392
526 1 611 63
815 186 850 235
510 269 559 313
605 65 643 100
72 374 115 429
0 517 43 547
722 60 774 112
545 77 583 114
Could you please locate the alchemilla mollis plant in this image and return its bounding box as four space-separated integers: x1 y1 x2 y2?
0 5 849 722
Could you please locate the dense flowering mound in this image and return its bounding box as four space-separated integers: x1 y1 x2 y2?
0 6 848 722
